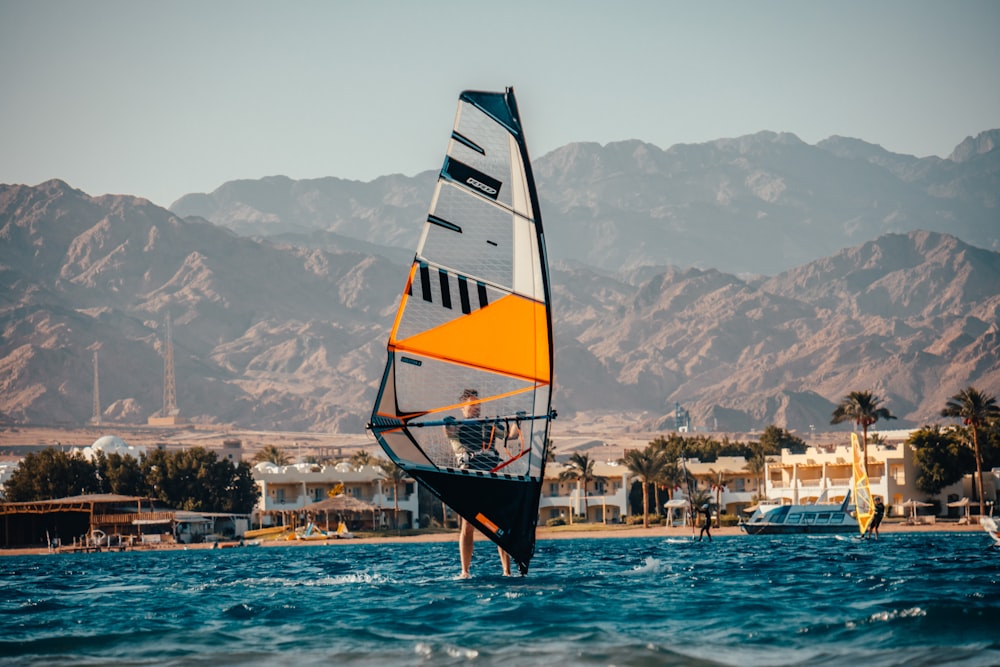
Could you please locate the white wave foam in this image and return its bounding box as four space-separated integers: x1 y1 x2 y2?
625 556 671 575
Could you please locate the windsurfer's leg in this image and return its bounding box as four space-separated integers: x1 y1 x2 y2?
459 518 474 578
498 546 511 576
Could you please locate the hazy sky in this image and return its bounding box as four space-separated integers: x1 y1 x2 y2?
2 1 998 208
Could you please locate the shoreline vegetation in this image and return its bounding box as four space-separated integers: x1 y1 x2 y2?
1 519 984 557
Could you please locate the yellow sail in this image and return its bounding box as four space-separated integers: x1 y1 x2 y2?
851 432 874 535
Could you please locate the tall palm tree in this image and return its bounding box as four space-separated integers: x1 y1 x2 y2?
744 439 767 501
941 386 1000 519
708 468 726 528
253 444 289 466
619 445 667 528
378 459 408 530
559 452 597 520
830 390 896 475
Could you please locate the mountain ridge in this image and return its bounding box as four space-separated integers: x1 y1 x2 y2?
4 181 998 434
169 129 999 277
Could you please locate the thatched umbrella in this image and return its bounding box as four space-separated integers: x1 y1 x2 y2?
301 495 382 531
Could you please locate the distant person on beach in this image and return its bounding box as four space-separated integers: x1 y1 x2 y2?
444 388 519 577
698 504 713 542
866 497 885 540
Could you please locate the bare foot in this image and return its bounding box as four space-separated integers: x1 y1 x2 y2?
459 571 471 579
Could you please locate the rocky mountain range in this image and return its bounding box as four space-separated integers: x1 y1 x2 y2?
2 128 998 437
171 129 1000 277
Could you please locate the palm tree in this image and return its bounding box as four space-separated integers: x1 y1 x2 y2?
650 459 685 525
619 445 667 528
830 390 896 474
708 468 726 528
350 450 377 469
941 386 1000 519
253 444 289 466
744 439 767 501
657 460 684 498
559 452 597 521
378 459 408 530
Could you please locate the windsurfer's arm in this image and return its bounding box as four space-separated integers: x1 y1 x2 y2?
443 416 463 455
509 421 521 440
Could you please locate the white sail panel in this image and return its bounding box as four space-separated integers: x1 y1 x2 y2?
421 182 515 288
513 213 544 299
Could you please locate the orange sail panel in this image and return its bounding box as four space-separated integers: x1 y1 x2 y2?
393 294 549 382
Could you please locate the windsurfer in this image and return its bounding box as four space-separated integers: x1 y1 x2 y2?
698 504 713 542
865 497 885 540
445 388 520 577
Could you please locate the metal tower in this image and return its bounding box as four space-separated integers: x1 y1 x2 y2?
162 313 178 416
91 348 101 424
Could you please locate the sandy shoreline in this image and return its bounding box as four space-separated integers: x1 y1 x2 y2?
1 519 985 557
349 519 983 544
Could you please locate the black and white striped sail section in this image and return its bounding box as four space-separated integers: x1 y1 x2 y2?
370 88 554 574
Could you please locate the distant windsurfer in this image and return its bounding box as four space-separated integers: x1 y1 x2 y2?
698 504 713 542
865 497 885 540
445 388 520 578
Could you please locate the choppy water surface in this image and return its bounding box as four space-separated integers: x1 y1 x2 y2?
1 532 997 666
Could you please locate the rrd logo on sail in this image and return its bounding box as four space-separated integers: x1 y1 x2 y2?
466 177 497 196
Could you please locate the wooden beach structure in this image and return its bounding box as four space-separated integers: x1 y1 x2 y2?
0 493 246 550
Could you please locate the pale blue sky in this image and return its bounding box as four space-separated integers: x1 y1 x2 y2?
1 1 998 208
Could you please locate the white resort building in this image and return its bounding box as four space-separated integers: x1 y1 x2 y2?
248 429 995 531
538 460 631 524
763 430 991 521
252 461 420 530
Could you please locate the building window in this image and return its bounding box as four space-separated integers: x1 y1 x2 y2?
276 489 285 504
890 464 905 484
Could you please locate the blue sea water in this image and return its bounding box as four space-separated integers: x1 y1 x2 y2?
1 532 997 666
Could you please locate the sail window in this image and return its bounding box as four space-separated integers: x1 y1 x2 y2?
451 131 485 155
428 214 462 233
419 264 432 302
458 276 471 314
439 270 452 309
477 282 489 309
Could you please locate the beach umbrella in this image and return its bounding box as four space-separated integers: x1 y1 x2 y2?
947 497 971 523
899 498 932 521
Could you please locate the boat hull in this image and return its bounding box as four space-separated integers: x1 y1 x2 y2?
740 495 858 536
740 522 856 535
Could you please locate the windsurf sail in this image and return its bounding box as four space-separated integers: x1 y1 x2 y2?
851 432 874 536
368 87 554 575
982 516 1000 546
